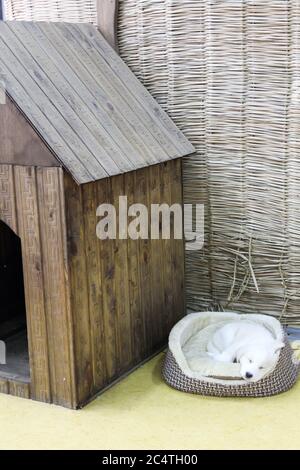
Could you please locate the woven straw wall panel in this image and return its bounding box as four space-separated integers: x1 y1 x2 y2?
3 0 97 23
118 0 300 325
4 0 300 324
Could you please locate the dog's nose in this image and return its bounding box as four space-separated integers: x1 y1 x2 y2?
245 372 253 379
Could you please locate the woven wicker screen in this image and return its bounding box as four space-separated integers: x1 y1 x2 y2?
3 0 97 23
4 0 300 324
118 0 300 326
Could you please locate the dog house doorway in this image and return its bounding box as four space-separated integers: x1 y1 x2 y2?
0 220 30 381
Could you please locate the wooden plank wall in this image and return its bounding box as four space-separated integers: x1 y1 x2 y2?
0 159 185 408
64 159 185 406
0 377 30 399
0 164 75 408
0 97 58 167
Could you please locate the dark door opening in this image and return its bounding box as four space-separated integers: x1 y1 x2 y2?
0 220 30 381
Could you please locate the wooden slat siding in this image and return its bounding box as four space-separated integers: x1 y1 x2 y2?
8 380 30 399
136 168 153 355
148 165 165 351
75 24 184 161
0 378 9 394
14 166 51 403
0 96 58 167
0 163 185 407
96 0 119 51
81 24 195 156
125 170 144 363
63 164 185 404
0 38 94 184
2 24 112 180
159 161 175 335
171 159 186 323
63 173 94 405
36 167 75 408
32 21 156 171
0 164 17 233
81 182 107 391
55 23 170 166
97 177 118 381
111 174 132 372
57 169 77 407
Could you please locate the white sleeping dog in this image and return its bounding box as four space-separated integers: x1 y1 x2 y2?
207 321 284 382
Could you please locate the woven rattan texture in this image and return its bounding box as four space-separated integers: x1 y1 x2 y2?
3 0 97 23
118 1 300 323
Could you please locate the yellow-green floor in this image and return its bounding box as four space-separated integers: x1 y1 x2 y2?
0 353 299 450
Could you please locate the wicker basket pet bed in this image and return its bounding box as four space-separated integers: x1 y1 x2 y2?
163 312 300 397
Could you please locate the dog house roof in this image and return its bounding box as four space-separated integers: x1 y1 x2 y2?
0 21 194 184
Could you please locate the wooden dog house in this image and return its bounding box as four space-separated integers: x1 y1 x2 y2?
0 21 194 408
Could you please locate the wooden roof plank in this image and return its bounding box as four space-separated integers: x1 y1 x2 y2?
56 22 174 163
9 21 129 175
0 41 94 184
0 21 194 184
34 21 158 168
5 22 124 177
81 23 195 157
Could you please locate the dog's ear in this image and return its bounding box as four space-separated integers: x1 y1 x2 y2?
274 341 285 354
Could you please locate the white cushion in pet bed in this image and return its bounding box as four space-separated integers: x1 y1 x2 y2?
169 311 283 384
